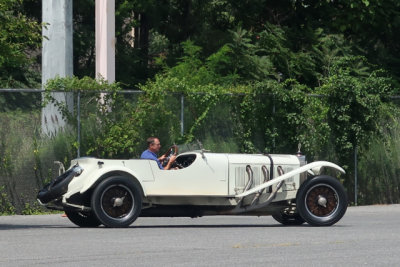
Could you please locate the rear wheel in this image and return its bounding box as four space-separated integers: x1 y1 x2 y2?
272 209 305 226
296 175 347 226
64 210 101 227
91 176 142 228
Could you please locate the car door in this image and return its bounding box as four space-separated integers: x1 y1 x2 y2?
143 153 229 196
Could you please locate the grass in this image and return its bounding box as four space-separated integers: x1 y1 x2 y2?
357 123 400 204
0 110 75 214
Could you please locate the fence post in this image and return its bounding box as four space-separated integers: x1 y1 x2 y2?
354 146 358 205
77 90 81 158
180 94 184 136
272 95 276 152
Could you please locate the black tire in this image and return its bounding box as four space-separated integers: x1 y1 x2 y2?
272 209 305 226
296 175 347 226
37 169 75 204
64 210 102 227
91 176 142 228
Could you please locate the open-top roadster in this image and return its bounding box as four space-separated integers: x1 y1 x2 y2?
37 146 348 227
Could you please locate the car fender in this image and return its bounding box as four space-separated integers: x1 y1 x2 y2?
61 164 148 199
235 161 345 198
81 165 147 194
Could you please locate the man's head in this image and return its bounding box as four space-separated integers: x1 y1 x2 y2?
147 137 161 153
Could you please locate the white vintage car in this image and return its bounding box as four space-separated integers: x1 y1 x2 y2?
37 146 348 227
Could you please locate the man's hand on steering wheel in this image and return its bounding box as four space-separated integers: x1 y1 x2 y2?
158 154 167 162
161 145 179 169
169 154 177 164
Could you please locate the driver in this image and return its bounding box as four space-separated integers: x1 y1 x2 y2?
140 137 177 170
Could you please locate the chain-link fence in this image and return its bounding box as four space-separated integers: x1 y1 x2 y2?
1 88 400 213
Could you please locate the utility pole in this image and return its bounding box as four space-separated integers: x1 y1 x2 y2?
41 0 73 135
96 0 115 83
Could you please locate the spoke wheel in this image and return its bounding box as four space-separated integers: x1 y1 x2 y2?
272 209 305 226
91 176 142 227
296 175 347 226
64 210 101 227
101 184 134 219
305 184 338 218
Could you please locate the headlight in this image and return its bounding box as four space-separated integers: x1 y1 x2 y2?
73 165 84 176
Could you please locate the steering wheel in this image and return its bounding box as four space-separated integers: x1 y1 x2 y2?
161 145 179 167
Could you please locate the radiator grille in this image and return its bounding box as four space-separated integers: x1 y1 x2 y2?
235 166 263 192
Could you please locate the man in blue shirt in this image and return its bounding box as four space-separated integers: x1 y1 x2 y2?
140 137 177 170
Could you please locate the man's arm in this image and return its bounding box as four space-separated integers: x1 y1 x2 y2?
163 155 177 170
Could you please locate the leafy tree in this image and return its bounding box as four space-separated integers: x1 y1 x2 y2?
312 57 397 198
0 0 41 111
0 0 41 87
317 57 396 160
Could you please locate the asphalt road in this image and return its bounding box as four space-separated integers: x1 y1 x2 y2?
0 204 399 266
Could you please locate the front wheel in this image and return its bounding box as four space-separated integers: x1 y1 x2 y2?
91 176 142 228
296 175 347 226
